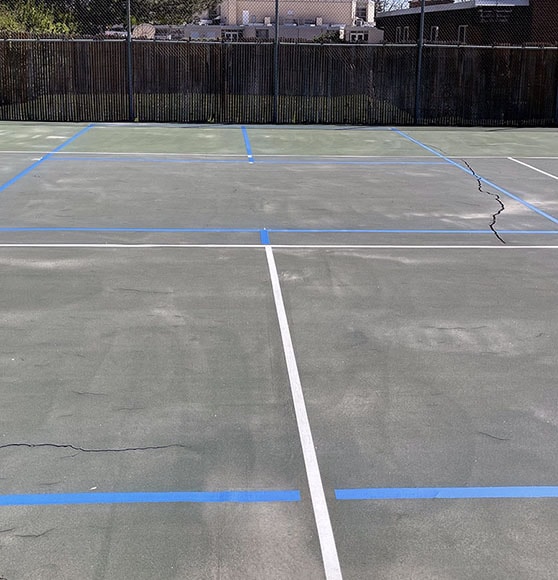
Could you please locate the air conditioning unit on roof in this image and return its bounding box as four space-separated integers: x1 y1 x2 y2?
316 17 323 25
264 16 271 25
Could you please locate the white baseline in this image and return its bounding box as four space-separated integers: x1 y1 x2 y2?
508 157 558 180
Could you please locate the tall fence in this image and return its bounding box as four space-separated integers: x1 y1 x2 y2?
1 0 557 126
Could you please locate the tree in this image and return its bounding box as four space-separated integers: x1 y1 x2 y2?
0 0 75 33
0 0 220 35
133 0 219 25
0 4 22 31
70 0 126 34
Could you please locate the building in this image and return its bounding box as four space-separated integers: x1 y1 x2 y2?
207 0 383 43
131 0 384 43
375 0 557 46
218 0 375 28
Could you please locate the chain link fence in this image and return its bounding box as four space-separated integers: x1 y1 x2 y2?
0 0 557 124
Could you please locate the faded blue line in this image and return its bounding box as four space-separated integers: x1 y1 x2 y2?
336 486 558 500
260 229 270 244
241 126 255 163
391 128 558 226
0 124 94 193
0 490 300 506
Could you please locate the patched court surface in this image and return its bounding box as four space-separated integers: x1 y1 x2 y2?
1 123 558 579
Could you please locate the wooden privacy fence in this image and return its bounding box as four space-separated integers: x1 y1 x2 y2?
0 39 557 125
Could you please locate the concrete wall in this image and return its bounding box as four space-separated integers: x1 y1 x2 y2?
219 0 358 26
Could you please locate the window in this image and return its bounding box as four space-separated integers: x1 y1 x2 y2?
458 24 467 44
223 30 241 41
403 26 410 42
355 5 367 20
256 29 269 39
430 26 439 42
350 31 369 43
395 26 402 43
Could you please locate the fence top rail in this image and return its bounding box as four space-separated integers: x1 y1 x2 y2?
423 44 558 50
0 38 556 51
0 37 124 43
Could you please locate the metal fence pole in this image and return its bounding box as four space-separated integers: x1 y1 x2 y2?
414 0 426 124
126 0 135 121
273 0 279 123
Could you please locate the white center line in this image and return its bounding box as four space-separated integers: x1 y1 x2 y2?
0 244 557 250
508 157 558 180
264 245 342 580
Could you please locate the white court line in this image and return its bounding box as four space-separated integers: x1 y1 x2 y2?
2 151 558 160
269 244 558 249
448 156 558 160
508 157 558 181
0 151 432 159
0 151 51 155
0 244 557 250
0 244 263 248
265 245 342 580
241 154 431 158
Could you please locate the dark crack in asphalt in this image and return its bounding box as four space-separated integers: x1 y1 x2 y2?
461 159 507 245
0 442 190 453
402 136 508 244
15 528 54 539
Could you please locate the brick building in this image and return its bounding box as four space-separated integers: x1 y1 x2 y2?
376 0 557 45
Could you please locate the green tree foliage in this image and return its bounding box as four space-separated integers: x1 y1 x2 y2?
133 0 219 25
0 0 74 33
312 31 344 44
0 4 22 31
0 0 219 34
70 0 126 34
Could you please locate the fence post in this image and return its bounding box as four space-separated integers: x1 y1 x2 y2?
273 0 279 123
414 0 426 124
126 0 135 122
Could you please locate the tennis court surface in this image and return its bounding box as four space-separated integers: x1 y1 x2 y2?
1 123 558 579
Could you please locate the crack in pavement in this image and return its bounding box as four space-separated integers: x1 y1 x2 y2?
0 442 190 453
15 528 55 539
399 135 508 244
461 159 507 245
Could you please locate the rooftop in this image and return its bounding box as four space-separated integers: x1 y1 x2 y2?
376 0 529 18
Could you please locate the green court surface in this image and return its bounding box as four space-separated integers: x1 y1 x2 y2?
0 123 557 579
0 123 85 152
63 124 249 155
404 128 558 158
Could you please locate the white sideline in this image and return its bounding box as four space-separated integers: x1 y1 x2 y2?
508 157 558 180
0 244 556 250
264 245 342 580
